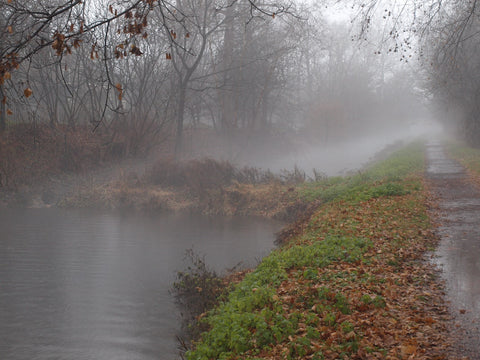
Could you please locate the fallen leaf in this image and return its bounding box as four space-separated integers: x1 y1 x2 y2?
24 87 33 98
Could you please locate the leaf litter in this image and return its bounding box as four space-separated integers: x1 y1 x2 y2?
185 144 467 360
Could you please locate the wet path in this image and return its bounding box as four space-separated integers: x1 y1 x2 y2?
426 141 480 358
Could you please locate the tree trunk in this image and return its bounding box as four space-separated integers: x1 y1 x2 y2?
175 83 187 159
220 4 235 134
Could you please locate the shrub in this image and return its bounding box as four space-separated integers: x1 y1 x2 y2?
171 249 226 347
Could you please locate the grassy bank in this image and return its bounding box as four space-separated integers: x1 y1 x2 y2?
184 142 450 360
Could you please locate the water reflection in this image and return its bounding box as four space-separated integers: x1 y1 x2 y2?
0 208 281 359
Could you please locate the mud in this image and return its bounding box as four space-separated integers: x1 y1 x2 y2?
426 141 480 359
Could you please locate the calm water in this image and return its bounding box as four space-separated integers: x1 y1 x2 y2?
0 208 281 360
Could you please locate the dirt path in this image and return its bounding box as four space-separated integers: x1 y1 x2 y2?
426 141 480 359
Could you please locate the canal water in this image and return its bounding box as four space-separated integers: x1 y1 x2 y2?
0 208 281 360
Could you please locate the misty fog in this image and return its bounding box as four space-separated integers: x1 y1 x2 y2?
0 0 448 176
3 0 477 359
246 119 443 176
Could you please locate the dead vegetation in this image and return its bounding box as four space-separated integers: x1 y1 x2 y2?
61 157 309 220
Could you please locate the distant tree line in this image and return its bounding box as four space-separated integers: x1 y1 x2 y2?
0 0 449 161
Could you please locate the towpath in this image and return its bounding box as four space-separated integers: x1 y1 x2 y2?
426 141 480 358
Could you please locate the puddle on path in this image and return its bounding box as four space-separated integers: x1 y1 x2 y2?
426 142 480 358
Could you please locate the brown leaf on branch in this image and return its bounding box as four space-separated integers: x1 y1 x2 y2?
24 88 33 98
73 39 82 49
115 83 123 101
130 45 143 56
90 44 97 60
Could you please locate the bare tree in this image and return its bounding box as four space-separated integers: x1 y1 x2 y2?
351 0 480 143
158 0 228 157
0 0 293 132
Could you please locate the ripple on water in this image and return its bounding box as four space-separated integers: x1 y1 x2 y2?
0 208 281 359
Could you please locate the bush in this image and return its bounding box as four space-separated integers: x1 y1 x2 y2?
171 249 226 348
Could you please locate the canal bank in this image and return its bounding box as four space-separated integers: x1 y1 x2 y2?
183 142 458 359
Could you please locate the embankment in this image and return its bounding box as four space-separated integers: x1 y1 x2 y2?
182 142 455 360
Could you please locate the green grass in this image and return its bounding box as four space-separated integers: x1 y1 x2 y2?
184 141 426 360
187 236 370 360
298 142 424 204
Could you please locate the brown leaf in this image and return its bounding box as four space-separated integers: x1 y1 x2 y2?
130 45 143 56
115 83 123 101
400 344 417 357
73 39 82 49
24 88 33 98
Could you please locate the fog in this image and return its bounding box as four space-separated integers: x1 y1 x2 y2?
199 116 443 178
1 0 446 174
249 120 444 176
2 1 474 358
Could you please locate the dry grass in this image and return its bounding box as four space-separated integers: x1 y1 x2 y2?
60 157 308 219
60 180 304 220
